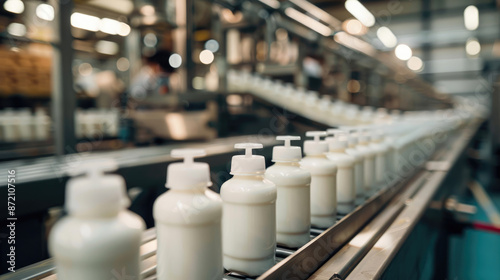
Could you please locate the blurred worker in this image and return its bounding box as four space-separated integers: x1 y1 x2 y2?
129 50 175 101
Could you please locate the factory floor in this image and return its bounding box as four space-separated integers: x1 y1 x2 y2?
449 190 500 280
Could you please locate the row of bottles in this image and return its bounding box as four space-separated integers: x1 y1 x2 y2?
0 108 50 142
0 108 120 143
48 116 469 279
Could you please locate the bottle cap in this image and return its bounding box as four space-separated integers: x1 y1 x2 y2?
358 126 371 144
66 159 128 216
272 136 302 162
304 131 328 155
339 126 360 146
166 149 212 189
231 143 265 175
326 129 349 150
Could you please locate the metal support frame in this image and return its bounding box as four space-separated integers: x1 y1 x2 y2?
52 0 76 156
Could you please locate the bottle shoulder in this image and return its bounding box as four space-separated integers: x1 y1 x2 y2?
325 152 355 167
220 177 277 204
300 157 337 175
153 189 222 224
265 164 311 185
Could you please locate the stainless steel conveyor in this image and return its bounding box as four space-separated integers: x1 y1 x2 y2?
1 121 483 280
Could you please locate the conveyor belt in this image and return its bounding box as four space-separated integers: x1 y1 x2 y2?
0 121 483 280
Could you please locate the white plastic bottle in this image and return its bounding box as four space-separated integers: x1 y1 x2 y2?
154 149 223 280
265 136 311 248
356 128 377 197
340 127 366 205
221 143 277 276
49 160 145 280
300 131 338 228
369 127 389 190
325 130 356 214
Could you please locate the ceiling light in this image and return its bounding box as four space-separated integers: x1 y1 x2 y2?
7 23 26 37
117 22 131 36
199 50 214 65
407 56 424 72
140 5 155 16
71 13 100 32
95 40 119 55
3 0 24 14
258 0 280 9
345 0 375 27
36 4 54 21
205 39 219 53
464 5 479 31
100 18 121 35
466 38 481 56
343 19 367 35
395 44 412 60
285 7 332 36
169 53 182 68
377 26 397 48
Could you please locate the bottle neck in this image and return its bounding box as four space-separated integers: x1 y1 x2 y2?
304 154 327 159
233 174 265 180
72 208 120 219
274 161 300 166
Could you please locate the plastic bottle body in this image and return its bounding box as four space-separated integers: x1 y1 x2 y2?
154 188 223 280
345 147 365 205
370 141 389 190
265 162 311 248
300 155 337 228
49 211 145 280
356 143 376 196
325 151 356 214
221 175 277 276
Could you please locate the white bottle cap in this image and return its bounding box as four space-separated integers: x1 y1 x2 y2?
326 129 348 150
339 126 359 146
231 143 265 175
370 126 384 142
66 159 128 217
354 126 370 143
272 136 302 162
166 149 212 189
304 131 328 155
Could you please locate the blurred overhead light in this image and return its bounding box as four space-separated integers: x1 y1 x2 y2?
116 57 130 71
71 13 100 32
169 53 182 68
100 18 121 35
377 26 397 48
258 0 280 9
285 7 332 36
347 79 361 93
395 44 412 60
140 5 155 16
205 39 219 53
407 56 424 72
199 50 214 65
7 22 26 37
143 33 157 47
221 9 243 24
3 0 24 14
289 0 342 29
334 31 376 56
464 5 479 31
466 38 481 56
117 22 131 36
95 40 119 55
345 0 375 27
343 19 367 35
36 4 54 21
